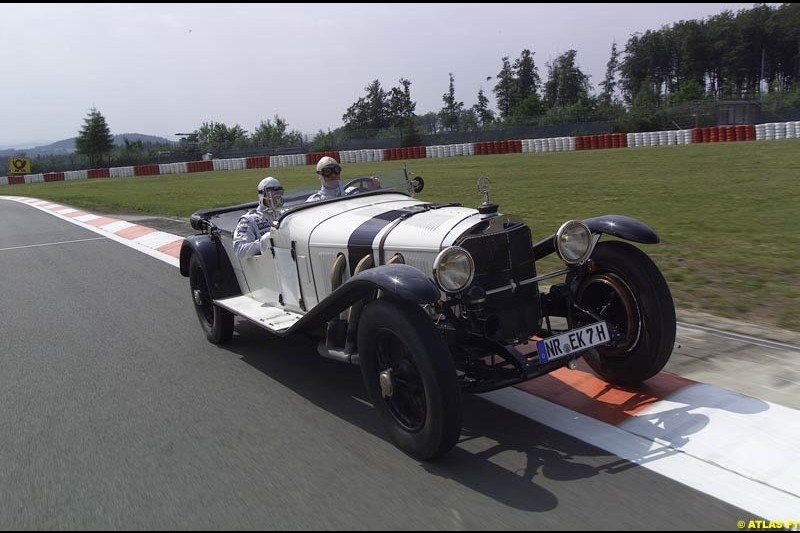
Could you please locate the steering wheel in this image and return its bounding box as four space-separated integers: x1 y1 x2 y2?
344 176 380 192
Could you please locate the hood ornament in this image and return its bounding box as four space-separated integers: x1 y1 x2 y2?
477 176 498 215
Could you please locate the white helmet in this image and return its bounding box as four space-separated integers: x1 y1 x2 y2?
316 156 340 174
258 176 281 193
257 176 283 209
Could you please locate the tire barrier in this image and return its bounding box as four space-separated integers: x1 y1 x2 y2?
87 168 110 179
627 129 693 147
133 164 160 177
158 162 188 175
473 140 526 155
305 151 342 166
245 156 269 169
692 125 756 143
44 172 65 182
187 160 214 173
575 133 629 150
64 170 88 181
342 149 384 163
2 122 797 186
110 166 135 178
755 122 798 141
212 158 247 171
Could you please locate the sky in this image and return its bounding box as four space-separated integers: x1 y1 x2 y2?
0 3 772 148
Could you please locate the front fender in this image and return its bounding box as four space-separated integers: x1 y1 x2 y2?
179 235 241 298
286 264 439 333
583 215 659 244
533 214 659 259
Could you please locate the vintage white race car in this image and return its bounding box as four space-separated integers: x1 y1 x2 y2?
179 167 675 459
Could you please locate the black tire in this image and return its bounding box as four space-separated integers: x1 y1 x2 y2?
189 254 234 345
573 241 676 385
358 298 461 460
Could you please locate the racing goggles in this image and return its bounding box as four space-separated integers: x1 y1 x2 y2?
319 165 341 177
259 185 284 196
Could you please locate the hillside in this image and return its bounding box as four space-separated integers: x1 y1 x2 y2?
0 133 174 158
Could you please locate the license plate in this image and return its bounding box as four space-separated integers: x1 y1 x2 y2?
536 322 610 363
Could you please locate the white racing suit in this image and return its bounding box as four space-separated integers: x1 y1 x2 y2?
233 206 273 259
305 180 345 202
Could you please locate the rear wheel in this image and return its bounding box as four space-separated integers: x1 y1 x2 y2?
358 299 461 460
189 254 234 344
573 241 675 385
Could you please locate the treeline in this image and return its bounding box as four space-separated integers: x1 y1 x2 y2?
335 3 799 140
621 3 799 107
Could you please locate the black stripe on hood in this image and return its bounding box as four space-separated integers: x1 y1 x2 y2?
347 209 409 275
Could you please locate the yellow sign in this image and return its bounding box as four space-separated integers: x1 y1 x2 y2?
9 157 31 174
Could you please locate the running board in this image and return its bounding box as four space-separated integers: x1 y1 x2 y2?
214 295 303 333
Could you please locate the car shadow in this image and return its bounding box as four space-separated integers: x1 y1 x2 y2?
515 361 769 459
219 321 678 512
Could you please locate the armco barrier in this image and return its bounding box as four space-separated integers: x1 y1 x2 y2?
8 175 25 185
43 172 65 182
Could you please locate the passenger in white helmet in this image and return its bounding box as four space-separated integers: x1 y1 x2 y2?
306 156 379 202
233 176 284 259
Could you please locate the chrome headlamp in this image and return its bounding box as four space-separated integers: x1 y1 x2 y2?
555 220 593 265
433 246 475 293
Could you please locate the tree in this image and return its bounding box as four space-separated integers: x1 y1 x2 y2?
510 92 545 121
472 87 495 127
75 107 114 168
195 121 249 154
493 56 516 118
416 111 440 135
364 79 388 130
342 79 390 136
251 115 304 152
388 77 416 128
438 73 464 131
252 115 288 151
514 49 541 102
401 117 422 147
598 41 620 110
543 50 591 107
119 138 146 166
668 79 706 105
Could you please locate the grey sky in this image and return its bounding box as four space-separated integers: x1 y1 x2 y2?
1 3 769 148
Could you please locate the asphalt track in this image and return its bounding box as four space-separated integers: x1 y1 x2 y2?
1 196 798 529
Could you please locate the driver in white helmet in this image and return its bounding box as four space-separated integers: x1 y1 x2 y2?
306 156 344 202
233 176 284 259
306 156 379 202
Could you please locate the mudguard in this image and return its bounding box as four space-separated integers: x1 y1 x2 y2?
582 214 659 244
287 264 440 333
533 214 659 259
179 235 241 298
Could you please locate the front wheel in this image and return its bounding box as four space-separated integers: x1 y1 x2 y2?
573 241 676 385
358 299 461 460
189 254 234 345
